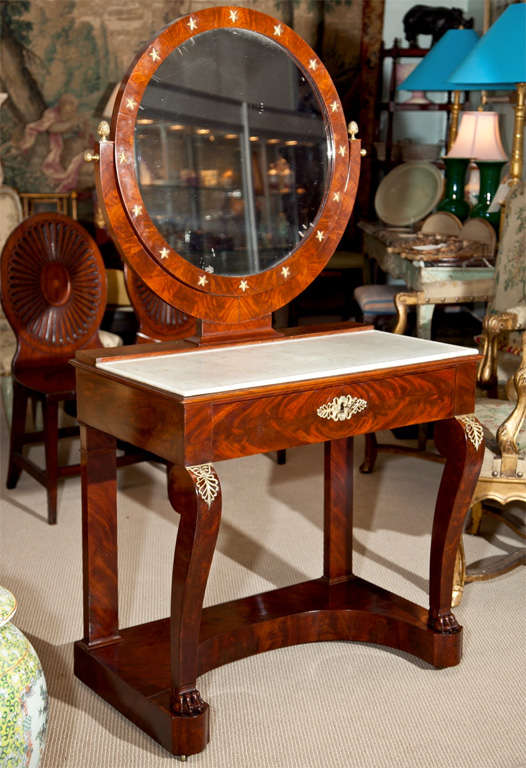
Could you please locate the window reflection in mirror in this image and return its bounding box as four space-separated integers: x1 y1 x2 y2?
134 29 329 276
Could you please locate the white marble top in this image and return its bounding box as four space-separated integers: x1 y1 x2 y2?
96 330 476 397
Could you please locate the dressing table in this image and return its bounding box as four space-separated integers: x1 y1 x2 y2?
74 8 484 759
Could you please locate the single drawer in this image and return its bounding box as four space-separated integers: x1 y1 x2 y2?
206 367 457 460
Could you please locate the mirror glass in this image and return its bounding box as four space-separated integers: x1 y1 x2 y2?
134 29 330 276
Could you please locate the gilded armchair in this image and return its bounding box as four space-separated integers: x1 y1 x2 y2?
460 181 526 592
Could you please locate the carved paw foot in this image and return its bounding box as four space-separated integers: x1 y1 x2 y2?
172 689 205 715
429 611 461 634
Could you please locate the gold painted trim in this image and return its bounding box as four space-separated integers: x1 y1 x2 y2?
456 415 484 450
317 395 368 422
186 464 219 507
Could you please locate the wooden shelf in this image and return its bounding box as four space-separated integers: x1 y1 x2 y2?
375 39 450 173
75 575 462 755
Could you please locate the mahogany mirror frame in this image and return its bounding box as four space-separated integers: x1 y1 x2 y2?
93 6 362 333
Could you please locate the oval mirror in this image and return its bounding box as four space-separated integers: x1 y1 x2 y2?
133 28 329 277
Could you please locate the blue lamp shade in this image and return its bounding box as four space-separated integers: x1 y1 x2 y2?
448 3 526 90
397 29 479 91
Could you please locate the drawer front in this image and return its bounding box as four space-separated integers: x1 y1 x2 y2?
206 368 457 460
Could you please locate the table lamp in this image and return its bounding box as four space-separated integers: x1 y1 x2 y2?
446 110 508 229
448 3 526 186
397 29 479 149
397 29 479 220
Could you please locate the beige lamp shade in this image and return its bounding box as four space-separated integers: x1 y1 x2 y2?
446 111 508 161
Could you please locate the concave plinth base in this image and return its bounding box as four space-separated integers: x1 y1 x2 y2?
74 576 462 756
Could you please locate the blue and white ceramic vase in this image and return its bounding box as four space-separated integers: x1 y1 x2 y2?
0 587 48 767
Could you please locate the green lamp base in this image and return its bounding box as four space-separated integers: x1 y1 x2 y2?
437 158 470 221
469 161 506 232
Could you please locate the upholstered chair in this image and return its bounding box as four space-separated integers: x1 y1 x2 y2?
458 181 526 597
0 186 23 413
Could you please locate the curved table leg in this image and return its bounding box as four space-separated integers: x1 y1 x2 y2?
430 416 484 632
167 462 222 757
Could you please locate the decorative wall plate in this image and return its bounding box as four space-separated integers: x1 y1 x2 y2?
460 217 497 258
421 211 462 236
375 162 444 227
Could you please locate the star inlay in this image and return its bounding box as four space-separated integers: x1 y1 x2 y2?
281 266 290 278
132 204 143 217
330 101 339 112
239 280 248 292
198 275 208 287
187 16 198 30
118 151 127 164
338 145 346 157
273 24 283 36
333 192 341 203
228 9 238 22
126 98 137 111
308 59 318 71
149 48 160 62
160 247 169 259
316 230 325 242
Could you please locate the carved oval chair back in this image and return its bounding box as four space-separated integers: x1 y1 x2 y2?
0 213 109 524
124 264 197 343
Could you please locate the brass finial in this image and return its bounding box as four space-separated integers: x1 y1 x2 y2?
348 121 359 140
97 120 110 142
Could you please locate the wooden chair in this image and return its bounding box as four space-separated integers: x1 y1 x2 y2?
124 264 197 343
1 213 128 524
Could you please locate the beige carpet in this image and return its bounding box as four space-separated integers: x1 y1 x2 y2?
1 425 525 768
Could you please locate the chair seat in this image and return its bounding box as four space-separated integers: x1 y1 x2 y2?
353 284 402 317
13 365 76 398
475 397 526 455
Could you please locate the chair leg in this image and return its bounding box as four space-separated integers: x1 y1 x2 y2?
359 433 378 474
43 398 59 525
6 381 29 490
467 501 484 535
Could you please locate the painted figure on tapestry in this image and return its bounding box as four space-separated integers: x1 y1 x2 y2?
5 94 91 192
